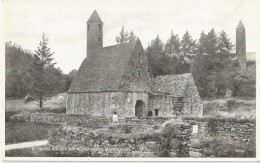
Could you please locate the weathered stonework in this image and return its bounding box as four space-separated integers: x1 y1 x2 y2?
67 11 203 119
184 117 256 143
67 92 148 118
183 117 256 158
119 40 154 92
33 122 192 157
236 20 246 75
30 113 109 128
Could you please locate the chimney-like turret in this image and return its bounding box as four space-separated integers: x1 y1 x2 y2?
87 10 103 58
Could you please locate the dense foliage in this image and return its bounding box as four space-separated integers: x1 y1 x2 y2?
116 26 137 44
145 29 255 98
5 38 77 99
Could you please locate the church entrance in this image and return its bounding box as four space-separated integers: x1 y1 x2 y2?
135 100 145 118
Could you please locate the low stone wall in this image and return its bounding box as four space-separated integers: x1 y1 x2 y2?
209 120 255 142
30 113 109 128
125 116 172 125
183 117 256 157
33 121 192 157
184 117 256 143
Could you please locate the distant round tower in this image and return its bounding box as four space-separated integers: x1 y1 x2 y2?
236 20 246 75
87 10 103 58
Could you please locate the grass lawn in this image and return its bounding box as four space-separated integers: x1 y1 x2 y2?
5 148 37 157
5 93 67 112
5 121 59 145
203 98 256 119
5 99 39 112
5 93 67 121
5 94 66 145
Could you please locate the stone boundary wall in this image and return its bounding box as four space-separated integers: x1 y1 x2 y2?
33 122 192 157
30 113 109 128
183 117 256 157
184 117 256 143
125 116 172 125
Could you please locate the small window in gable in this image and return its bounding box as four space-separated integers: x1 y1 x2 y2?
98 37 101 42
87 24 90 31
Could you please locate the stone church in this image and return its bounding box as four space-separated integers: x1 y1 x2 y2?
66 10 203 118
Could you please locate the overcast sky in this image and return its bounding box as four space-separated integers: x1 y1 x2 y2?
4 0 260 74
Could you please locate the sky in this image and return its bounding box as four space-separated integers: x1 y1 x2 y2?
4 0 260 74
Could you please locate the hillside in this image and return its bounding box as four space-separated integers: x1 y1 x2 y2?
5 42 70 98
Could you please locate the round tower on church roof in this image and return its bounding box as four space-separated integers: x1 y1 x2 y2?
87 10 103 58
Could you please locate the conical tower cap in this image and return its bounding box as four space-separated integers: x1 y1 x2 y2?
237 20 245 29
87 10 103 24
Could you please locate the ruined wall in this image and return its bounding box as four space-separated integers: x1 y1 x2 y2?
184 117 256 143
125 116 172 125
33 123 192 157
183 117 256 158
208 120 255 142
30 113 108 128
66 92 148 118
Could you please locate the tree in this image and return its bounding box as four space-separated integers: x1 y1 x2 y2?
216 31 233 68
198 31 207 54
180 31 197 58
205 29 218 69
31 33 56 108
116 26 129 44
64 69 78 92
129 31 137 42
146 35 166 75
5 41 34 98
165 31 181 56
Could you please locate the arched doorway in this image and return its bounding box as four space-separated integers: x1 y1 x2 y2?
135 100 145 118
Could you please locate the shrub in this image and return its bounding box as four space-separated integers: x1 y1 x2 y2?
122 125 131 134
226 98 236 108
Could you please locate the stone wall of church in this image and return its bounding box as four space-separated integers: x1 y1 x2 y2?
148 94 203 117
182 76 203 117
66 92 148 119
119 40 154 92
148 94 180 116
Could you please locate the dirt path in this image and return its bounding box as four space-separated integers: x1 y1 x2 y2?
5 140 48 151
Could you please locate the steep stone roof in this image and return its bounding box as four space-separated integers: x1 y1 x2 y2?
153 73 193 97
87 10 103 24
68 40 139 93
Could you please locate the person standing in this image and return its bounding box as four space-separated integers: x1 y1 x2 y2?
112 112 119 123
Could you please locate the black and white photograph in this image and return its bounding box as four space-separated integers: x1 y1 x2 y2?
1 0 259 161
